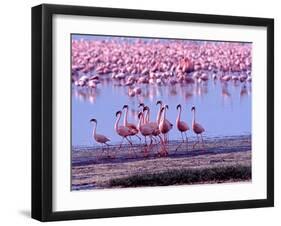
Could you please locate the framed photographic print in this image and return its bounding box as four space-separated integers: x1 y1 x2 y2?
31 4 274 221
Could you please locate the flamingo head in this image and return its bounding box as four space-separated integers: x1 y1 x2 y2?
90 118 97 123
156 100 162 106
143 106 150 112
115 111 122 117
165 104 169 110
122 104 128 109
191 106 195 111
138 103 145 109
176 104 181 110
160 106 165 113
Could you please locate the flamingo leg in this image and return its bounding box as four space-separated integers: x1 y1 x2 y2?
142 136 148 157
119 137 124 150
192 134 200 149
175 133 184 153
144 136 153 158
98 144 106 159
200 134 205 149
158 134 168 156
105 142 114 158
184 132 189 151
125 136 137 157
181 132 185 142
134 134 141 143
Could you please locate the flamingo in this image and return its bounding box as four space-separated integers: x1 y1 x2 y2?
122 105 141 142
143 106 164 144
175 104 189 151
156 101 173 130
159 105 173 146
137 112 155 156
90 118 112 158
115 111 136 157
191 106 205 149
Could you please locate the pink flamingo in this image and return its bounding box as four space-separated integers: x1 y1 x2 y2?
191 106 205 149
137 112 155 156
175 104 189 151
143 106 164 145
159 105 173 145
90 118 112 158
122 105 141 142
156 101 173 130
115 111 136 157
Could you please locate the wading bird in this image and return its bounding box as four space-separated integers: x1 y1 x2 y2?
175 104 189 151
191 106 205 149
90 118 112 158
122 105 141 142
159 105 173 146
115 111 136 157
137 112 155 157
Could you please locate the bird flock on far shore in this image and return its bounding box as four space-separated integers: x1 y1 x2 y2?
90 101 205 158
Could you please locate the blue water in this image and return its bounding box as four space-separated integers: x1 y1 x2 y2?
72 79 251 147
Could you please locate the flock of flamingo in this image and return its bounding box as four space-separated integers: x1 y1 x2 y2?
72 37 252 158
72 38 252 99
90 101 205 158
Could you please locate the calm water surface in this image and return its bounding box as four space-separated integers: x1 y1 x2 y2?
72 78 251 147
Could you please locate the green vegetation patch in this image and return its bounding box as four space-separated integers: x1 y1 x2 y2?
109 165 251 188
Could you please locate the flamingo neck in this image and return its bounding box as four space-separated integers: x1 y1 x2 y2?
93 122 97 137
192 110 195 126
146 108 150 123
161 108 166 123
138 115 143 130
115 113 121 131
123 108 128 126
156 105 162 124
177 107 181 123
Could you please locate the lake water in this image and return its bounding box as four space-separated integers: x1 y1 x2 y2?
72 77 251 147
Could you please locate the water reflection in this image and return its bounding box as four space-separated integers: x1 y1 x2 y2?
72 78 251 147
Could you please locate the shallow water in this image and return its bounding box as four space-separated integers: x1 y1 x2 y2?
72 77 251 147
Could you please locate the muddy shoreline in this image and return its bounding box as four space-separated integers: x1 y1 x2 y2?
72 135 251 190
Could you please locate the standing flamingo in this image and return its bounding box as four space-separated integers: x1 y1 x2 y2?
122 105 141 142
191 106 205 149
156 101 173 130
159 105 173 146
137 112 155 156
142 106 166 154
90 118 112 158
175 104 189 151
115 111 136 157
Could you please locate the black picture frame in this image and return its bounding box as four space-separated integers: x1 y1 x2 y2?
32 3 274 222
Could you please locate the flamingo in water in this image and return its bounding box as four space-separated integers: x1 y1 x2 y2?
90 119 112 158
175 104 189 151
115 111 137 157
157 101 173 143
191 106 205 149
159 105 173 154
137 111 154 157
122 105 141 142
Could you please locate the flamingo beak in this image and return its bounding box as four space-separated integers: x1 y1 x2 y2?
176 104 181 109
122 105 128 109
116 111 121 116
156 100 162 105
90 118 96 123
191 106 195 111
